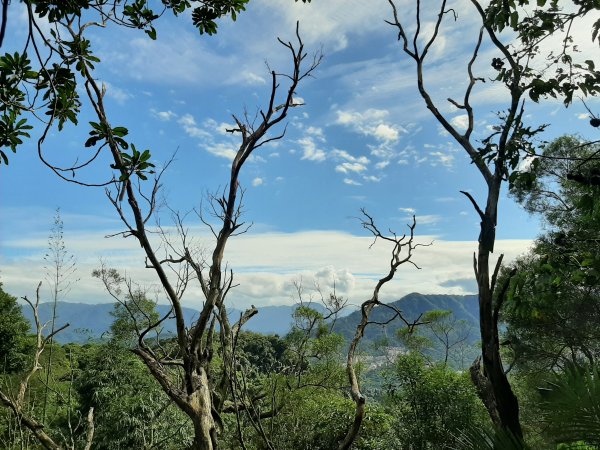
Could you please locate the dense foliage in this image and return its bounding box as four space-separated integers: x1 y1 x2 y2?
0 285 32 374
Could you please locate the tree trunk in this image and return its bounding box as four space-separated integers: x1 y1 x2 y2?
188 368 218 450
477 211 523 439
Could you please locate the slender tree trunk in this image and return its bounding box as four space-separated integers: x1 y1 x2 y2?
477 193 522 439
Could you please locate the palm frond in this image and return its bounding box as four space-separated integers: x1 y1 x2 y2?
539 363 600 446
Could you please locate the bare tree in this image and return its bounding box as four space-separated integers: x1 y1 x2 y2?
339 210 426 450
91 23 320 450
385 0 599 438
385 0 526 436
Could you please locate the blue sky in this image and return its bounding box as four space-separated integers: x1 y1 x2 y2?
0 0 597 308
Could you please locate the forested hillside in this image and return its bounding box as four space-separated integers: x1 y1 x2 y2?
332 293 479 347
19 293 478 345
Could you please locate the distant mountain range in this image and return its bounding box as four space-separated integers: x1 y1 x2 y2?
20 293 479 345
332 293 479 347
20 301 325 343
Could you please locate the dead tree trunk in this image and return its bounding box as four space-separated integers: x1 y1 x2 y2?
87 23 320 450
386 0 529 438
339 212 425 449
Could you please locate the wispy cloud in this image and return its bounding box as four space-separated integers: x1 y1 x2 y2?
298 137 327 161
335 108 404 143
151 109 177 121
178 114 212 139
331 149 369 165
205 143 237 160
0 214 533 308
335 162 368 174
103 81 132 105
343 178 361 186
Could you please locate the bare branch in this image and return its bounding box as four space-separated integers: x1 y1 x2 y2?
339 212 422 450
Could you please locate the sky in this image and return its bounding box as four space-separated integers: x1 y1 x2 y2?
1 0 598 310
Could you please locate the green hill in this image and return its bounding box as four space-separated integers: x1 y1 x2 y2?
332 293 479 348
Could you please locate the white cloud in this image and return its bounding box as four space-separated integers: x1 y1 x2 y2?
314 266 355 293
103 82 132 105
298 137 327 162
258 0 391 54
306 126 324 138
331 149 370 165
101 30 255 87
335 162 368 174
178 114 211 139
152 109 177 121
0 220 533 308
399 207 416 214
373 123 399 141
450 114 469 130
252 177 264 187
335 109 403 143
375 160 390 170
205 143 237 161
343 178 361 186
204 119 235 135
241 71 267 85
429 151 455 168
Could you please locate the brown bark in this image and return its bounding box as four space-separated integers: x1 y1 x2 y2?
469 356 501 426
188 369 218 450
477 211 522 438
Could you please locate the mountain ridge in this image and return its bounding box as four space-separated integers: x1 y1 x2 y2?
19 293 479 344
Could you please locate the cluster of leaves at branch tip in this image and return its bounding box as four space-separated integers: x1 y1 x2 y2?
486 0 600 105
0 53 35 164
85 122 155 180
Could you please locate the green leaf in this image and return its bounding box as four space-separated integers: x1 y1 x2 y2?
112 126 129 137
510 11 519 30
145 27 157 40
